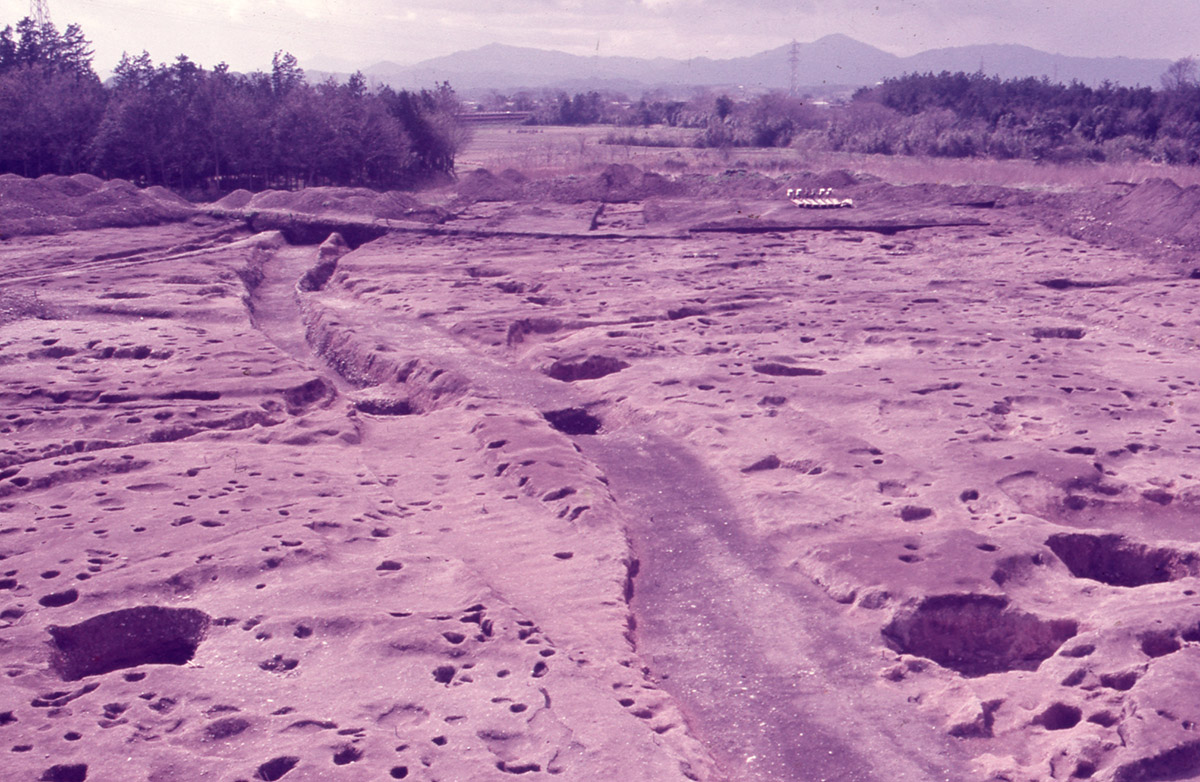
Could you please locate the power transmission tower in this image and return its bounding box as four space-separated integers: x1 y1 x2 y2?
31 0 50 26
789 40 799 95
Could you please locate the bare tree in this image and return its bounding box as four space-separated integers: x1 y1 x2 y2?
1161 56 1198 91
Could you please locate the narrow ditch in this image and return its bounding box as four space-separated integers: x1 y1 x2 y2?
244 240 355 396
247 244 325 362
581 432 970 782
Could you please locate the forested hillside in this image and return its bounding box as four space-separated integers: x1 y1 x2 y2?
0 18 465 193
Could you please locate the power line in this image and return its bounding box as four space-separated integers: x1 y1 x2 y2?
31 0 50 26
788 39 799 95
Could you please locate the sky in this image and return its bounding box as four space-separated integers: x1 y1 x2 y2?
3 0 1198 74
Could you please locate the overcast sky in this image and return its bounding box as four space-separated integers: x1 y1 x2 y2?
4 0 1197 74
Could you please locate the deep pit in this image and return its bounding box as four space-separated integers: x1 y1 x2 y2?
542 407 602 435
882 594 1078 677
545 355 630 382
1031 327 1086 340
1046 533 1200 587
354 397 414 416
1033 702 1082 731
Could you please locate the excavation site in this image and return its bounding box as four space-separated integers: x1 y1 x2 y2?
5 156 1200 782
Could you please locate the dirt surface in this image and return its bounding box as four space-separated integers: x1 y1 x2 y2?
4 166 1200 781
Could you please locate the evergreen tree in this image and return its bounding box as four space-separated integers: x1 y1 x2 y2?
0 19 466 189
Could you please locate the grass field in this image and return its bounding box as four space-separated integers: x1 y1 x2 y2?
456 124 1200 190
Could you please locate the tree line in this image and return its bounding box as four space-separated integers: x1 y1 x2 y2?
485 60 1200 166
0 18 466 193
831 67 1200 164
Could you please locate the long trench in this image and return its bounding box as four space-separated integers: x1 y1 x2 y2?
582 432 970 782
248 236 970 782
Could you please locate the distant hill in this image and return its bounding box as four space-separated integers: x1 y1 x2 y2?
358 35 1171 94
903 43 1169 88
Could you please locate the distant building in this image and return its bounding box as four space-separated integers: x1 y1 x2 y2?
456 111 533 125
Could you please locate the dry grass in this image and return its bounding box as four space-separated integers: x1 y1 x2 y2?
457 124 1200 191
455 125 723 177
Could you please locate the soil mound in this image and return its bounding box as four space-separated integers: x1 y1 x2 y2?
780 169 860 190
214 188 254 209
1047 177 1200 260
527 164 685 203
0 173 195 237
679 168 781 199
454 168 527 202
240 186 447 223
1101 178 1200 247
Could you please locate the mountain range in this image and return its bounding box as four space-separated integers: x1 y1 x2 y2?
351 34 1172 96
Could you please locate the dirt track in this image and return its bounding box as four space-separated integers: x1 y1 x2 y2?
4 168 1200 781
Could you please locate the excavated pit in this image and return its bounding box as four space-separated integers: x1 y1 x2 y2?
751 362 826 377
354 397 415 416
1031 326 1086 340
49 606 211 681
882 594 1078 677
1033 702 1083 731
545 355 630 382
542 407 602 435
1046 533 1200 587
1112 740 1200 782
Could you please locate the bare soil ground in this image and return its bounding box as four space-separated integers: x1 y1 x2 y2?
5 141 1200 782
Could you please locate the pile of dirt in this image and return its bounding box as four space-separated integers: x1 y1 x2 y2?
779 168 862 191
453 167 528 202
525 164 686 203
1089 178 1200 250
214 188 254 209
850 181 1029 209
678 168 783 199
228 186 448 223
0 173 196 237
1104 179 1200 237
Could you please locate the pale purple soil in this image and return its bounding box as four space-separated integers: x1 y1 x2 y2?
3 169 1200 781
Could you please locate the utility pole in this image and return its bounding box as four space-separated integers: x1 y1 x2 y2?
789 39 800 95
30 0 50 26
